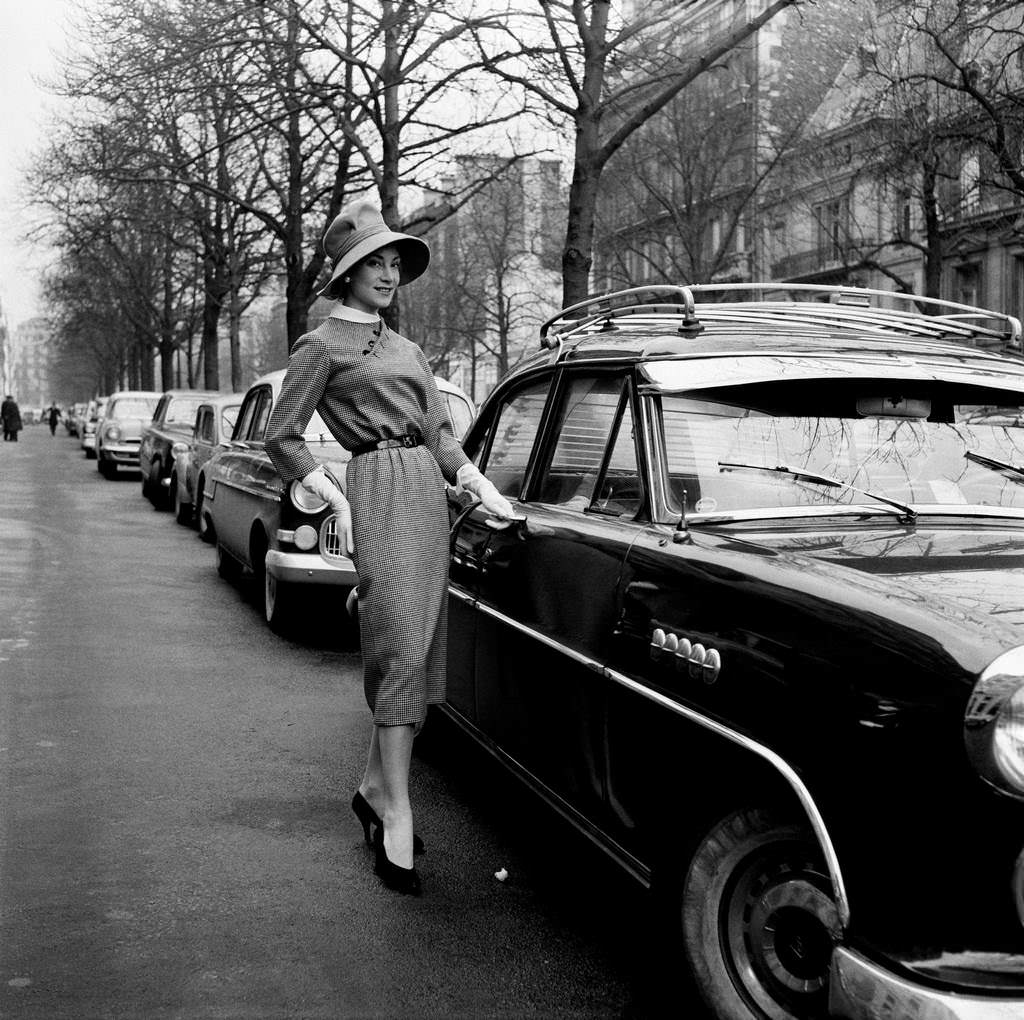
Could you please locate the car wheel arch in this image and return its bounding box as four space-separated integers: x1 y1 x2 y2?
678 806 841 1020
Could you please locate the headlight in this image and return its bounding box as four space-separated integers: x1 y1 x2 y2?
289 479 327 513
965 646 1024 799
104 424 121 441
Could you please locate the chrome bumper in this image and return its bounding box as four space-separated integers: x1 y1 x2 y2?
101 444 141 464
830 947 1024 1019
265 548 357 586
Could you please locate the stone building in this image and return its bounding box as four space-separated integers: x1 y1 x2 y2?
762 0 1024 326
594 0 869 291
8 318 52 411
401 155 563 403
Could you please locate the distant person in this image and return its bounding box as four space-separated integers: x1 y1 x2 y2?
47 403 61 436
2 395 22 442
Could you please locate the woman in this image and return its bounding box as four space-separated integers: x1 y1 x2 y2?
265 201 512 895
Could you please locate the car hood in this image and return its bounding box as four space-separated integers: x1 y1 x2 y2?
104 416 150 439
704 522 1024 647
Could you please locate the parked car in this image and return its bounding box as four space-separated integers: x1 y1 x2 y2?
80 397 108 458
170 393 244 529
95 390 161 478
202 369 475 633
139 388 220 508
65 402 87 437
443 283 1024 1020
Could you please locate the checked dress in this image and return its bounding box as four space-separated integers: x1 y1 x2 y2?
265 315 470 726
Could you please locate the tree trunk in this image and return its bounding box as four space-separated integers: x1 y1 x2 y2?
921 161 942 300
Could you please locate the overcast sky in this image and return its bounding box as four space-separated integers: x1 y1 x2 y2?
0 0 73 328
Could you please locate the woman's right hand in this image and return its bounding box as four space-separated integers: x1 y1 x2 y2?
300 467 354 554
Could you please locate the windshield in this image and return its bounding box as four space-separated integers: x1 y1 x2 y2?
661 377 1024 518
108 397 159 419
165 396 207 425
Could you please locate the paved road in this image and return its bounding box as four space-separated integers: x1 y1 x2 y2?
0 427 671 1019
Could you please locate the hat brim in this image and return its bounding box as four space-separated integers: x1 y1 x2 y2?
318 232 429 298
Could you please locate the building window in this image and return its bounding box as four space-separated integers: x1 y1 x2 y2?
960 150 981 214
955 263 980 307
899 192 913 239
1012 256 1024 324
814 196 850 261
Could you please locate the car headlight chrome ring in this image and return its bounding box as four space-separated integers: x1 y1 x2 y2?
105 424 122 441
289 479 328 514
965 646 1024 799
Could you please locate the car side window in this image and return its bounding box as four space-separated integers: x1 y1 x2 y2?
198 409 214 443
536 375 631 509
479 380 549 498
232 392 261 441
249 390 273 442
594 397 642 516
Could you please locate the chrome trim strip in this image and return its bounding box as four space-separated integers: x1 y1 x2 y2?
829 947 1024 1019
448 586 475 605
473 598 851 928
216 477 281 502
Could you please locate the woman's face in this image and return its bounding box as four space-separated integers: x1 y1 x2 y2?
343 245 401 314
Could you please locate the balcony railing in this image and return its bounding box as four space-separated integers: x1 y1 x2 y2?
772 243 877 281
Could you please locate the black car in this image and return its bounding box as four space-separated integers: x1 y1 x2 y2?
444 283 1024 1020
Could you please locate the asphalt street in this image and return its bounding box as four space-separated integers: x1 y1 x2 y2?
0 426 677 1020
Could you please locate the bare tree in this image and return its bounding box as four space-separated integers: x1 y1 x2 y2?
476 0 803 306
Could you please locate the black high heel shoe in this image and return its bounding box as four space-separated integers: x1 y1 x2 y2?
351 791 425 854
373 825 422 896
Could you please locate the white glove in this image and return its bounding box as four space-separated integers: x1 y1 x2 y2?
301 466 353 554
456 463 515 520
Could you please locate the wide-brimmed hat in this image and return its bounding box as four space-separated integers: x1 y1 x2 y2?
318 200 429 298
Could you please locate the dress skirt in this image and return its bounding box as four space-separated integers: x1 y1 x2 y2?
346 444 450 726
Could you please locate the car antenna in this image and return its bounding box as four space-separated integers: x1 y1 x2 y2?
672 488 688 542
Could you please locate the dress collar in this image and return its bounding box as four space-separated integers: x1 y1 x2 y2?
329 303 382 326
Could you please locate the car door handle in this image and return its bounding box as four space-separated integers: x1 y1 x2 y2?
484 512 527 532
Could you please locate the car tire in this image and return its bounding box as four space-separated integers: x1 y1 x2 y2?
216 543 241 582
172 474 192 525
150 460 169 510
264 568 297 635
679 808 839 1020
195 480 213 542
98 454 113 478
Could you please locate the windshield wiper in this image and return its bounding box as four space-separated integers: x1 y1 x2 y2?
965 450 1024 478
718 461 918 520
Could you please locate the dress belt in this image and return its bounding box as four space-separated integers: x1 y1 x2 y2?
350 433 424 457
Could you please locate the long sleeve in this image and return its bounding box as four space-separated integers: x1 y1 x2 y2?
416 348 469 484
265 333 331 482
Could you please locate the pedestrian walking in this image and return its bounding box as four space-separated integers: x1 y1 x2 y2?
2 395 23 442
47 403 61 436
265 201 512 896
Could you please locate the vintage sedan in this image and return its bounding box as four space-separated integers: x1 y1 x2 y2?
203 368 474 633
170 393 244 529
95 390 161 478
444 283 1024 1020
80 396 108 458
139 388 220 508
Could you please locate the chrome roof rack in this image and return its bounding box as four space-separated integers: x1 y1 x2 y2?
539 283 1024 355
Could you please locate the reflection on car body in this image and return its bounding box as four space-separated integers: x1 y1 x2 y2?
203 368 474 634
444 283 1024 1020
